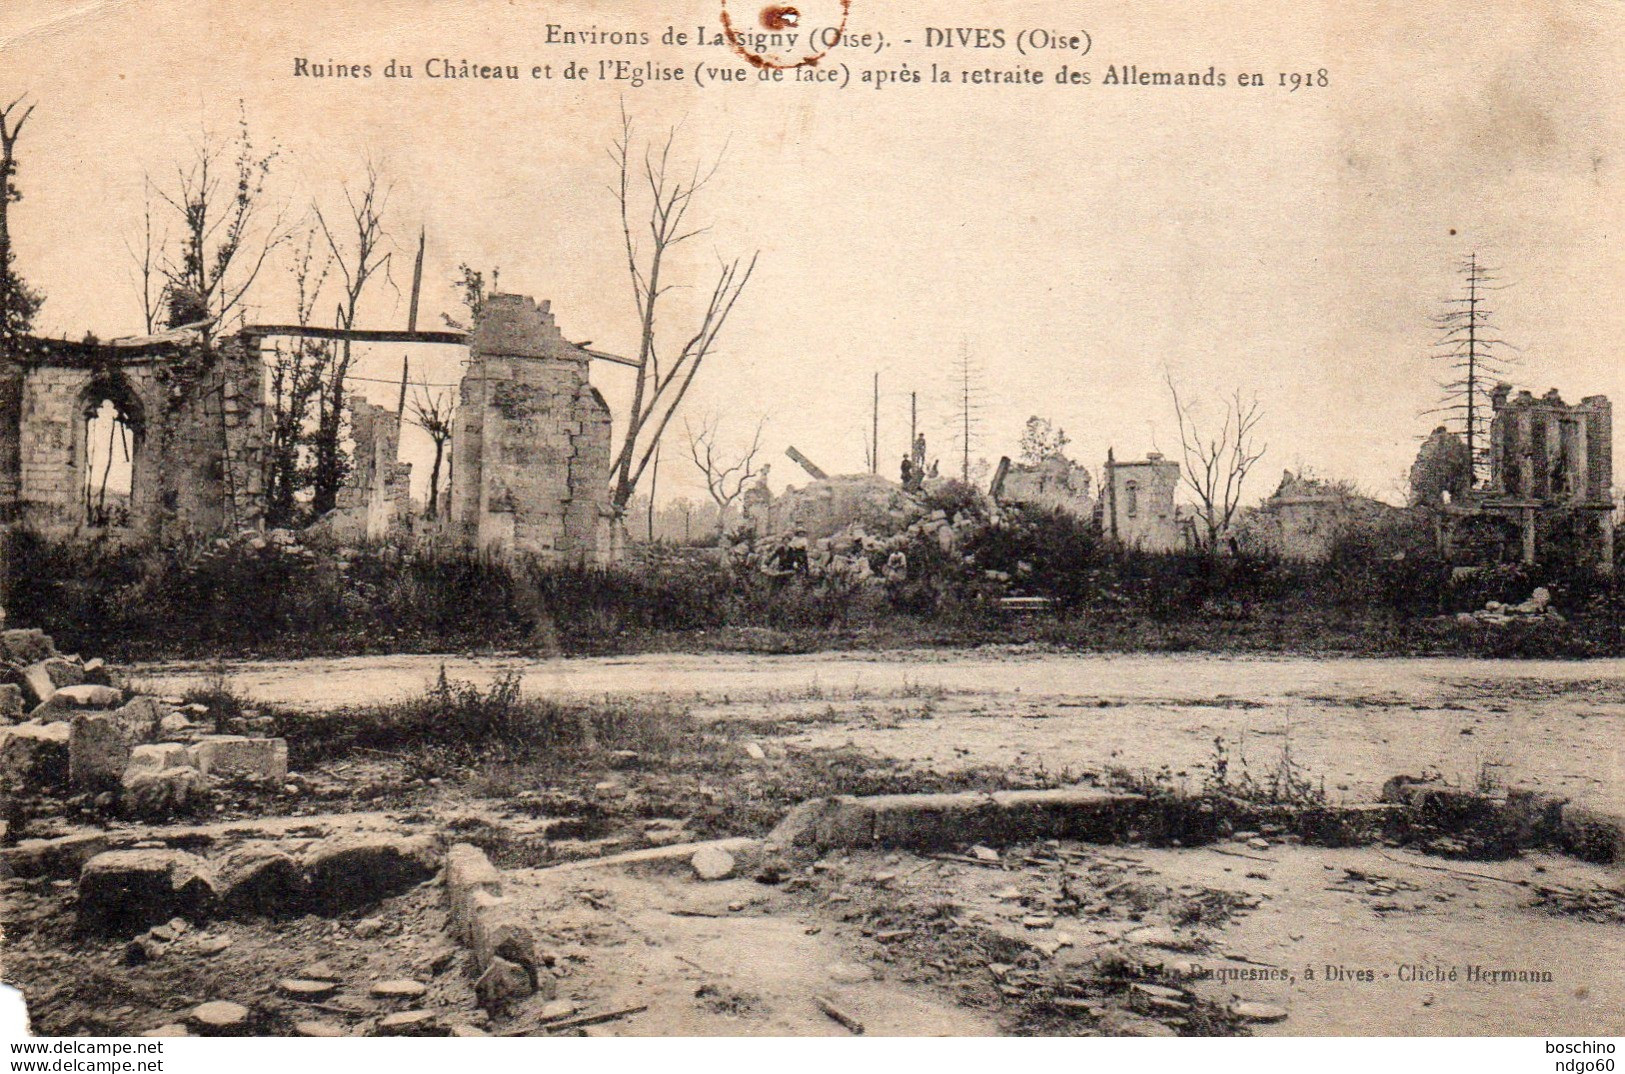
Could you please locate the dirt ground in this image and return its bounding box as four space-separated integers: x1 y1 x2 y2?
5 647 1621 1037
495 840 1625 1037
143 648 1625 812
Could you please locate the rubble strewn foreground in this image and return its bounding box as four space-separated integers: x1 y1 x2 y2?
1 625 286 820
3 628 1624 1037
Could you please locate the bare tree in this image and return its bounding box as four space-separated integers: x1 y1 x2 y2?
953 341 986 482
406 380 455 519
1 93 43 343
263 223 334 526
309 158 395 514
149 103 288 337
1166 373 1267 549
607 106 758 518
685 414 766 536
1425 254 1513 487
124 179 167 334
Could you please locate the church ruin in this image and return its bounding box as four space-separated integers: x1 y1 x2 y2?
0 293 618 563
1441 385 1614 572
0 329 264 537
447 295 614 561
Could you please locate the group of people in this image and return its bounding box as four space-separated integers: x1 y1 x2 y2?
899 433 935 493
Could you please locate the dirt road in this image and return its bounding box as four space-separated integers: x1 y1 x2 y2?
140 649 1625 814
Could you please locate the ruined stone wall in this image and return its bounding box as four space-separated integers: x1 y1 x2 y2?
323 394 412 542
1105 453 1187 551
449 295 612 562
1237 471 1407 561
0 336 264 538
1000 456 1095 517
1488 386 1613 506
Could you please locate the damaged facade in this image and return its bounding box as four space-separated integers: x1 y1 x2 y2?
0 293 616 563
1237 471 1406 561
447 295 614 562
1442 385 1614 572
315 394 414 543
0 329 264 537
994 455 1095 517
1102 451 1194 552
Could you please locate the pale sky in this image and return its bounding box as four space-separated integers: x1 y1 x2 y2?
3 0 1621 509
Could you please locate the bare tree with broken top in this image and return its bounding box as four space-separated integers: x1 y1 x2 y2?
148 103 288 338
407 380 455 520
606 105 758 521
0 93 43 345
1166 372 1267 549
263 222 335 526
685 413 766 536
310 158 395 515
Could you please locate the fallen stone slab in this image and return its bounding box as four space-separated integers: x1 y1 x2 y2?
69 712 140 790
528 836 761 877
375 1011 443 1037
0 720 71 789
769 788 1147 852
445 843 504 943
0 684 24 721
121 765 206 818
0 832 111 879
190 736 288 782
302 832 439 915
32 684 124 721
188 1000 251 1036
78 849 217 935
0 628 57 666
1559 805 1625 867
216 842 307 918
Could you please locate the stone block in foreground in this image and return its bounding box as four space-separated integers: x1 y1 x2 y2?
769 787 1146 852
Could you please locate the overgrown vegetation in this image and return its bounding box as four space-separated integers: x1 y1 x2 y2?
276 670 702 774
5 501 1619 662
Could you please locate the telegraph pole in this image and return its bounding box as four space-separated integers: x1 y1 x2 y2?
871 372 880 475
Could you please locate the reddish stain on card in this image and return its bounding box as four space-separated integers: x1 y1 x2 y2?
761 6 800 29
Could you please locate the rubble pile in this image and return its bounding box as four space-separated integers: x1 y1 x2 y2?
732 502 1004 588
1453 587 1565 626
0 622 287 819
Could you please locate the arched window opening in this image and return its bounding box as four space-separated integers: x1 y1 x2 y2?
1124 479 1139 517
82 391 142 527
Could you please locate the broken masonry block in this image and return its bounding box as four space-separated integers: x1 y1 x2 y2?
445 843 504 942
474 956 537 1013
189 735 288 782
302 833 439 915
69 712 142 790
0 720 71 789
121 765 206 818
216 842 308 918
31 684 124 721
78 849 218 935
469 890 540 980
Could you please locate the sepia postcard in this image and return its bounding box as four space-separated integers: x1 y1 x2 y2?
0 0 1621 1058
